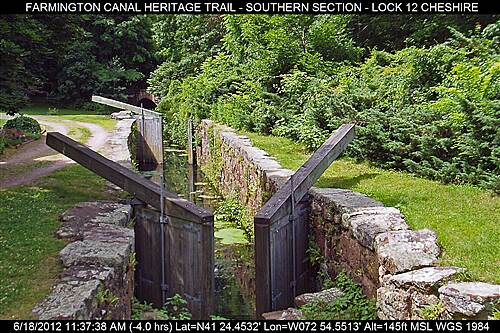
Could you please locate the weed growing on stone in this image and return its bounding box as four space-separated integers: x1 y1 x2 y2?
96 286 119 307
299 272 377 320
491 301 500 320
421 303 443 320
131 299 168 320
164 294 192 320
131 294 191 320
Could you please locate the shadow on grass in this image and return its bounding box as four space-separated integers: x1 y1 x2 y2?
19 105 113 116
316 173 380 189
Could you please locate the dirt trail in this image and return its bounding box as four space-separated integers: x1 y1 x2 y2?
0 117 111 188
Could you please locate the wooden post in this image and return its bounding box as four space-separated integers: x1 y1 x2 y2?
187 118 194 165
46 132 211 223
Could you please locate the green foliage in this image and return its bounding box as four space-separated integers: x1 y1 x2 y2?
164 294 192 320
210 314 228 320
215 193 253 241
299 272 377 320
80 102 113 115
0 15 156 110
3 115 41 136
131 299 168 320
306 238 323 269
492 301 500 320
47 107 59 115
153 17 500 191
131 294 192 320
96 286 119 307
421 303 443 320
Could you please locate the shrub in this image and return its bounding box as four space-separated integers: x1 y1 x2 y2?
80 102 114 115
3 115 41 136
152 17 500 191
47 107 59 115
299 272 377 320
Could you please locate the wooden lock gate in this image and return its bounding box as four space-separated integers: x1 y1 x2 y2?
47 100 214 318
254 124 355 317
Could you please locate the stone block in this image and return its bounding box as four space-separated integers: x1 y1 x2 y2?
439 282 500 319
376 286 411 320
342 207 409 250
375 229 440 275
386 266 464 292
60 240 133 272
294 288 345 307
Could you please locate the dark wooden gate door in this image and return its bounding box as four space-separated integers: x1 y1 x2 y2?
254 124 355 316
46 132 214 319
134 204 214 319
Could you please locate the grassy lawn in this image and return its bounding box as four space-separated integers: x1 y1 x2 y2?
0 165 125 319
58 115 117 132
19 104 110 116
242 131 500 284
0 106 121 318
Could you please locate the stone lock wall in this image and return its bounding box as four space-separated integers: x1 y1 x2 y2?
197 120 499 320
197 120 293 217
32 201 135 320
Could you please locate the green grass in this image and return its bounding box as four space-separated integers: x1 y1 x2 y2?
0 165 125 319
59 115 117 132
242 131 500 284
0 161 53 183
67 125 92 143
19 105 108 116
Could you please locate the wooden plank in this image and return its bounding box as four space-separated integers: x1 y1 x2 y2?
134 205 214 318
255 124 355 225
92 95 162 117
187 118 194 165
137 113 163 166
200 221 215 319
254 223 271 316
46 132 212 224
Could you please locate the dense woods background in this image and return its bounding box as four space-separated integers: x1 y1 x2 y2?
1 14 499 190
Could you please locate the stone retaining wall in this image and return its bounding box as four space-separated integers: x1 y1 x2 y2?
197 120 499 320
32 201 135 320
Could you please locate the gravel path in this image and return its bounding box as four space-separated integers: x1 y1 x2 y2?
0 117 116 188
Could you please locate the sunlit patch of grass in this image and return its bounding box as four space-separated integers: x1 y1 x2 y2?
0 165 125 318
242 131 500 284
59 115 117 132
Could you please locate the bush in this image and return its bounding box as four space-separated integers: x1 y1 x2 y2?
299 272 377 320
3 115 41 136
0 136 5 155
152 17 500 191
80 102 114 115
